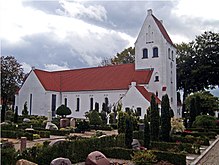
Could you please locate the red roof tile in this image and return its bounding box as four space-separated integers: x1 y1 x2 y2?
152 15 174 46
136 86 161 104
34 64 153 92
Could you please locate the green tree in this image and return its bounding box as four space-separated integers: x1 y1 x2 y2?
150 94 160 141
88 110 102 126
118 111 126 134
185 91 219 116
14 106 18 123
1 56 24 121
160 94 171 142
125 114 133 149
176 32 219 116
22 101 28 116
189 98 196 127
144 114 150 148
193 115 216 129
111 47 135 65
56 104 72 118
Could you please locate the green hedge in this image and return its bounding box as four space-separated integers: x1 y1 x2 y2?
171 135 209 146
151 141 200 154
152 150 186 165
1 130 34 140
1 147 17 165
49 130 70 136
101 147 186 165
181 131 217 139
90 125 112 131
186 128 219 134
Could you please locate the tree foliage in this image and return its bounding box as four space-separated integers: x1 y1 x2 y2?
144 114 150 148
88 110 102 126
177 31 219 93
118 111 127 134
125 114 133 149
150 94 160 141
22 101 29 116
56 104 72 118
111 47 135 65
185 91 219 116
160 94 171 142
1 56 24 105
193 115 216 129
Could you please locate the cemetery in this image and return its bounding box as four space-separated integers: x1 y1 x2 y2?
1 94 219 165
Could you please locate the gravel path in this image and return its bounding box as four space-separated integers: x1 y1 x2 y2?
195 137 219 165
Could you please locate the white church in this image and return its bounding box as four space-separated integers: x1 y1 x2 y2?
15 9 180 119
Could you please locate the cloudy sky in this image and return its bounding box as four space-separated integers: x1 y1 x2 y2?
1 0 219 74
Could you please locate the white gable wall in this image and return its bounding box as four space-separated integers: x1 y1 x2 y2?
122 84 150 119
15 70 49 116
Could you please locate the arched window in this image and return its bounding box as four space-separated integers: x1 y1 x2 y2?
142 48 148 59
64 98 67 106
171 51 174 61
168 48 171 59
153 47 158 57
154 72 159 82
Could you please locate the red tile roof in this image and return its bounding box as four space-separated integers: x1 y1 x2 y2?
152 15 174 46
34 64 153 92
136 86 161 104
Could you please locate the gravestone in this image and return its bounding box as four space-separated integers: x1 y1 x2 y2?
50 157 71 165
60 118 69 128
131 139 141 150
49 139 66 146
16 159 37 165
85 151 110 165
20 137 27 152
70 118 76 127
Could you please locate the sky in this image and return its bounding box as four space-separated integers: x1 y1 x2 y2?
1 0 219 95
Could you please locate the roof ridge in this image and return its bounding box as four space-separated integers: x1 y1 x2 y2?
152 14 174 46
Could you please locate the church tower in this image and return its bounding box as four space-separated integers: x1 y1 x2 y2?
135 9 178 117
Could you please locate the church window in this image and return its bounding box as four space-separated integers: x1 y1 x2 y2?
125 107 130 113
90 98 94 110
142 48 148 58
29 94 32 115
168 48 171 59
154 72 159 82
171 51 174 61
64 98 67 107
153 47 158 57
76 98 80 112
156 91 158 97
51 94 56 117
136 107 142 116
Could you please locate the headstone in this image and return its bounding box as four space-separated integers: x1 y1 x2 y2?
23 118 30 122
70 118 76 127
46 122 58 130
49 139 66 146
131 139 141 150
60 118 69 128
50 157 71 165
16 159 38 165
85 151 110 165
48 110 52 122
20 137 27 152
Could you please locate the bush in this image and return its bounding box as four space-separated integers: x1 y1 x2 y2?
101 147 133 160
1 141 17 165
56 104 72 118
132 150 157 165
50 129 70 136
1 130 34 140
193 115 216 129
151 141 200 154
171 135 209 146
181 131 217 139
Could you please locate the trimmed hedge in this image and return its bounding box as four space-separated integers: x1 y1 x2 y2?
49 130 70 136
1 130 34 140
151 141 200 154
186 128 219 134
181 131 217 139
171 135 209 146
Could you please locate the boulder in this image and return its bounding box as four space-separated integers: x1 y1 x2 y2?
50 157 72 165
16 159 37 165
85 151 110 165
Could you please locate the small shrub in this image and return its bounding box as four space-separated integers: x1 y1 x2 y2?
193 115 216 129
33 134 40 139
132 150 157 165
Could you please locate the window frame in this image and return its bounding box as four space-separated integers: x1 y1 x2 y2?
152 47 159 58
